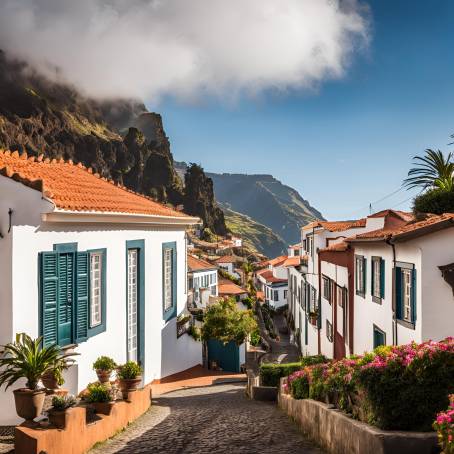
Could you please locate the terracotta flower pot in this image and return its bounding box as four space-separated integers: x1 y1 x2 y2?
96 369 112 386
41 371 60 390
13 388 46 421
118 377 142 399
48 408 73 429
93 401 115 415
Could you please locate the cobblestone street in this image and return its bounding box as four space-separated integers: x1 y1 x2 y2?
90 383 322 454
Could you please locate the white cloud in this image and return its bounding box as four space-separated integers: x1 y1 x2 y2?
0 0 370 101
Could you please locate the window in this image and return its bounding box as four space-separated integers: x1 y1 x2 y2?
326 320 333 342
322 276 331 302
307 235 314 257
395 265 416 327
373 325 386 348
274 290 279 301
162 242 177 321
39 244 106 348
355 255 366 297
164 248 173 311
284 290 288 299
302 239 307 252
90 252 103 328
371 257 385 302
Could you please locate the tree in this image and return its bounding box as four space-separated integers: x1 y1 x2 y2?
403 149 454 191
201 299 257 345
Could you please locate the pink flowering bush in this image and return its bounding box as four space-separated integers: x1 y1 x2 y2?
433 395 454 453
283 338 454 431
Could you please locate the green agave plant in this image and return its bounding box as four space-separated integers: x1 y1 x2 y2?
0 333 76 390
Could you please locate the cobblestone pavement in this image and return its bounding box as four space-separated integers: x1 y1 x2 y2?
90 383 323 454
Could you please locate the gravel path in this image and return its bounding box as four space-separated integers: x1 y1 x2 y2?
90 383 322 454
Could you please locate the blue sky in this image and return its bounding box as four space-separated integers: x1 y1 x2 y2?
151 0 454 220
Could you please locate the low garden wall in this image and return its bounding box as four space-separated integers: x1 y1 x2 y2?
15 385 152 454
278 380 438 454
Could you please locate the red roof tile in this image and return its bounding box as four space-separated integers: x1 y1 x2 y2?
187 255 216 272
367 209 414 222
320 241 349 252
218 278 247 295
215 255 238 264
282 256 301 267
347 213 454 242
0 150 192 218
257 270 287 284
303 219 366 232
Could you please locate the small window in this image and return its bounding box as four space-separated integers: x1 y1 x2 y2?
373 325 386 348
402 269 412 322
326 320 333 342
396 265 416 327
90 252 103 328
355 256 366 297
322 276 331 302
284 290 288 299
164 248 173 311
274 290 279 301
371 257 384 302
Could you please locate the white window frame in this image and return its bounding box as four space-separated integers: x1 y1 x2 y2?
372 257 381 299
164 248 173 312
89 252 103 328
402 268 412 322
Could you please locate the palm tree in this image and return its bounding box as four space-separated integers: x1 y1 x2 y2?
404 149 454 191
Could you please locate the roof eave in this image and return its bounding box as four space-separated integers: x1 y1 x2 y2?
42 210 200 226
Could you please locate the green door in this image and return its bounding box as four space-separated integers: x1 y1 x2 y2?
58 252 74 346
207 339 240 373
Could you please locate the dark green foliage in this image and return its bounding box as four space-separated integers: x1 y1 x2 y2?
86 383 113 403
413 188 454 215
290 375 310 400
301 355 328 367
117 361 142 380
250 327 261 347
259 363 302 387
92 356 116 372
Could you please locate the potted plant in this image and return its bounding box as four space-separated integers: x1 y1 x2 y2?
42 353 77 391
117 361 142 399
0 333 73 421
86 382 116 415
92 356 117 385
48 395 77 429
309 310 319 325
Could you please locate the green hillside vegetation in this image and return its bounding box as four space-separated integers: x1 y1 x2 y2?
221 204 287 257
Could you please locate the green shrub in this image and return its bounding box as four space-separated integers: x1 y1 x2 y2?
290 373 310 399
301 355 328 367
92 356 117 372
117 361 142 380
250 328 261 347
51 394 77 411
413 188 454 215
86 383 113 403
259 362 302 387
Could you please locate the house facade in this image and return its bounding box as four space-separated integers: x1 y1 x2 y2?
288 209 454 360
0 151 201 424
187 255 218 309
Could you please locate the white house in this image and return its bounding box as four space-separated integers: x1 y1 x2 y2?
215 255 242 280
256 255 297 309
187 255 218 309
347 212 454 354
0 150 202 424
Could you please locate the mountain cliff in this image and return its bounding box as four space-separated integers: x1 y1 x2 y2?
206 173 324 246
0 51 226 234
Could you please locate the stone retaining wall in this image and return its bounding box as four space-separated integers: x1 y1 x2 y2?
278 381 438 454
15 386 152 454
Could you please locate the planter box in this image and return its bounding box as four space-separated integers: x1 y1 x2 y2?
15 385 152 454
278 379 438 454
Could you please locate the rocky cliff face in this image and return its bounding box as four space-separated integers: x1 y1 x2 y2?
0 51 226 233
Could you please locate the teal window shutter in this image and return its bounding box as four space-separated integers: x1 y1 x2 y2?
75 252 89 342
371 259 375 296
395 267 403 319
380 259 385 299
39 252 59 347
363 257 367 296
411 269 417 323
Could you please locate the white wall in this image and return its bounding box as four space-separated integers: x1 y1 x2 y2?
0 176 202 424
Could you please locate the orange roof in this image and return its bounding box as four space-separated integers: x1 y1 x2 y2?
303 218 366 232
187 255 217 272
215 255 238 264
0 150 193 218
257 270 287 284
347 213 454 242
218 278 247 295
256 291 265 301
267 255 288 267
367 209 414 222
282 256 301 267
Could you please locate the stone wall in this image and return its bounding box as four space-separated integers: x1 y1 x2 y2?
278 381 438 454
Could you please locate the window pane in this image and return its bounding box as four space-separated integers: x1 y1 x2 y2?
90 252 102 328
164 248 173 311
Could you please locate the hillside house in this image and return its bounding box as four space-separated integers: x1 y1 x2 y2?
187 255 218 309
0 150 201 425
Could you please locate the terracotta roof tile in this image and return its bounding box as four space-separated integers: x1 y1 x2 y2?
218 278 247 295
303 219 366 232
367 209 414 222
257 270 287 284
347 213 454 242
215 255 238 264
0 150 191 218
187 255 216 272
267 255 289 266
282 256 301 267
320 241 349 252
